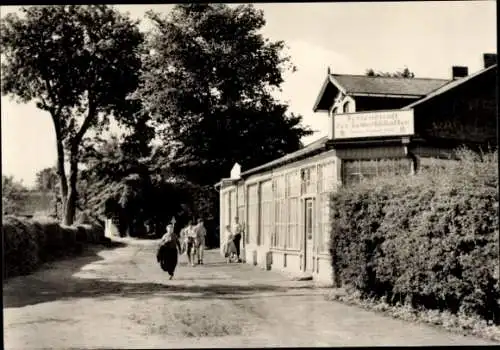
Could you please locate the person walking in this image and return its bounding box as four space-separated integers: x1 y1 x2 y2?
221 224 237 263
179 220 193 255
185 220 198 267
194 218 207 265
156 223 181 280
233 216 244 263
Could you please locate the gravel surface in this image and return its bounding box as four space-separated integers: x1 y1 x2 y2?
3 238 498 348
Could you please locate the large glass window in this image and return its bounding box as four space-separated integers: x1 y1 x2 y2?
342 158 413 186
273 175 286 249
247 184 259 244
260 180 273 247
229 190 236 226
286 170 300 249
317 161 335 253
301 166 317 195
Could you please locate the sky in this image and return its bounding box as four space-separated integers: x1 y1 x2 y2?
1 1 497 187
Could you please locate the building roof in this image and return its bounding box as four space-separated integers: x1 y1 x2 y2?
333 74 449 96
239 136 330 177
313 74 450 111
403 63 497 109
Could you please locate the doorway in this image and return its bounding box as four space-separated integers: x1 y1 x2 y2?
303 198 314 272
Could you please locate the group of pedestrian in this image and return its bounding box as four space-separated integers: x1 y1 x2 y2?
221 216 243 264
156 217 207 279
179 218 207 266
156 216 245 280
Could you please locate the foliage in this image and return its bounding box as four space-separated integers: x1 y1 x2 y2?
330 148 499 323
2 175 30 215
1 5 144 225
35 166 62 218
327 289 500 342
35 167 59 192
2 214 106 278
365 67 415 78
132 4 312 236
77 129 191 238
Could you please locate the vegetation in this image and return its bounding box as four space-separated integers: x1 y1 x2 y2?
134 4 312 236
2 214 107 279
1 5 144 225
2 175 30 215
365 67 415 78
35 167 62 218
2 4 311 244
329 148 499 325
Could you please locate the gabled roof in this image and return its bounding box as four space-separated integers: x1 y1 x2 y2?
313 74 450 112
240 136 330 178
333 74 450 96
403 64 497 109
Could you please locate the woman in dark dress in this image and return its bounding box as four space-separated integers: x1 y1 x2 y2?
157 224 181 279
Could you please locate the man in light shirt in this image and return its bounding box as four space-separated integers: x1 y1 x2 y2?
194 218 207 265
181 220 197 266
233 216 244 263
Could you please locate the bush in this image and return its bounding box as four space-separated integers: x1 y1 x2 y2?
3 214 110 279
330 148 499 323
76 211 105 243
2 215 39 278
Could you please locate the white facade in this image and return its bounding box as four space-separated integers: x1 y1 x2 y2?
219 150 340 283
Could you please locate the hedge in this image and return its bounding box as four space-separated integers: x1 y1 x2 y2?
330 149 499 323
3 214 107 279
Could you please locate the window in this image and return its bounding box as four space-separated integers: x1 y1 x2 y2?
317 161 335 253
260 180 273 247
229 190 236 226
287 197 299 249
247 184 259 244
342 158 413 186
301 166 317 195
237 185 245 241
224 192 231 227
331 107 338 116
305 199 313 240
286 170 300 249
273 175 286 249
343 101 350 113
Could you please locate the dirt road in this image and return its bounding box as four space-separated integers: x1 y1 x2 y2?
3 239 497 348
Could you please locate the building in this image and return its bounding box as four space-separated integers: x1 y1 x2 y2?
215 54 497 284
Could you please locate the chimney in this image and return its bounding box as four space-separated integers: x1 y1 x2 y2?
451 66 468 80
483 53 497 68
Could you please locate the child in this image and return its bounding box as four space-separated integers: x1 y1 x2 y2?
222 224 237 263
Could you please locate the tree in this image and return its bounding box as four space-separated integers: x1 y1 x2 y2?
137 4 312 187
35 166 61 217
2 175 29 215
35 167 59 193
134 5 313 239
366 67 415 78
1 5 143 225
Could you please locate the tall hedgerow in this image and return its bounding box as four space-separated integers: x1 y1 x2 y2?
330 148 499 323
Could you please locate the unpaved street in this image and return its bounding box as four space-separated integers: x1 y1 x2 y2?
3 239 497 348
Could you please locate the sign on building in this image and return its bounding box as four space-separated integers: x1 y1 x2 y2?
334 109 414 139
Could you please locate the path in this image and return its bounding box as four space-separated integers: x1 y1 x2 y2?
3 239 497 348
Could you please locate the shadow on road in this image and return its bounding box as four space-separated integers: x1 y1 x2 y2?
4 274 316 308
4 240 322 309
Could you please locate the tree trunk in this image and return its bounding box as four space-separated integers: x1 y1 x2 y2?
56 136 68 213
63 153 79 226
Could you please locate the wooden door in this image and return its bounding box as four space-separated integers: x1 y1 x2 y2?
303 198 315 272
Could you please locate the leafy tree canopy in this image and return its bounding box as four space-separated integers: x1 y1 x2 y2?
136 3 313 186
365 67 415 78
1 5 144 224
